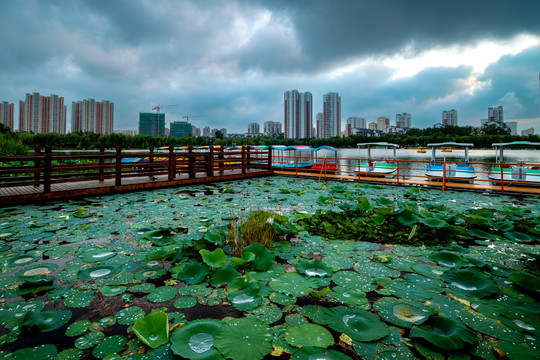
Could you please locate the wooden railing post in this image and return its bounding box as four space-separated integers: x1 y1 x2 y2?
148 146 154 180
267 146 272 171
208 145 214 177
242 146 247 174
442 159 446 192
168 146 175 181
188 146 195 179
396 160 400 185
500 166 504 195
115 146 122 186
99 146 105 182
218 146 224 175
43 146 52 193
34 146 41 187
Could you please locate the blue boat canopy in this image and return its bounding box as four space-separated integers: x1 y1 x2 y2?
426 142 474 147
357 142 399 148
491 141 540 147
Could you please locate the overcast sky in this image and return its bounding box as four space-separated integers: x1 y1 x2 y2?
1 0 539 134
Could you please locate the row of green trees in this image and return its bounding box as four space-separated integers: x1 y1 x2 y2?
0 123 538 156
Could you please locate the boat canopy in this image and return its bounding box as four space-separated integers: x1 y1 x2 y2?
357 142 399 148
426 142 474 148
491 141 540 147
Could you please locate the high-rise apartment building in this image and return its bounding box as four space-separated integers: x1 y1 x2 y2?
72 99 114 134
396 113 411 128
345 116 366 136
442 109 458 126
0 101 14 130
139 112 165 136
170 121 192 138
19 92 66 134
263 121 282 135
203 126 211 137
248 122 260 136
322 92 341 138
488 106 503 123
284 90 312 139
377 116 390 132
316 113 324 138
369 122 377 130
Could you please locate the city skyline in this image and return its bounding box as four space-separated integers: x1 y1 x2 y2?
0 1 539 134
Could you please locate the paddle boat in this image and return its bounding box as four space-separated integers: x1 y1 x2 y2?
425 142 476 182
271 145 315 169
417 147 426 153
488 141 540 185
310 146 338 173
354 142 399 177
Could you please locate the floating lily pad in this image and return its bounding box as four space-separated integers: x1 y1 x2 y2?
374 297 432 328
497 340 538 360
64 289 94 308
331 271 376 292
78 265 120 280
442 267 499 298
228 289 262 311
174 296 198 309
411 263 447 279
200 248 227 268
23 309 72 332
330 286 369 308
326 306 389 342
134 268 167 280
75 331 105 349
8 254 39 267
147 286 178 303
115 306 145 325
55 348 83 360
17 263 58 278
459 310 522 341
100 285 127 297
242 242 275 271
128 283 156 294
65 320 91 336
296 259 333 278
7 344 57 360
508 271 540 295
291 347 353 360
410 316 476 350
215 317 273 360
284 323 334 349
92 335 127 358
210 265 241 287
78 248 117 262
429 251 468 268
170 319 223 360
175 262 210 285
133 311 169 349
269 272 319 297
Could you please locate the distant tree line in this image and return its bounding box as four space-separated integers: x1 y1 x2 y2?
0 123 538 156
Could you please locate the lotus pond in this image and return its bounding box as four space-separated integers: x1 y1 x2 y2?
0 176 539 360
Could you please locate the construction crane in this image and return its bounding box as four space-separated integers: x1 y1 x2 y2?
152 104 179 136
182 114 206 122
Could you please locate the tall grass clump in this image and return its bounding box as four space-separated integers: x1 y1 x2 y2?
228 210 277 257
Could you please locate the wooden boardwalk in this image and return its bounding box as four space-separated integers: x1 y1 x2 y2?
0 146 274 207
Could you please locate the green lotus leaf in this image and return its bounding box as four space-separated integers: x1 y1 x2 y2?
331 271 376 292
143 229 178 246
374 297 432 328
214 317 273 360
330 286 369 308
397 211 419 226
55 348 83 360
170 319 223 360
174 296 197 309
132 311 169 349
134 268 167 280
429 251 469 268
284 323 334 349
16 263 58 278
175 262 210 285
503 231 533 243
248 302 283 324
242 242 275 271
228 288 262 311
442 267 499 298
92 335 127 358
65 320 91 337
8 254 39 267
497 340 538 360
200 248 227 268
115 306 145 325
296 259 333 277
64 289 95 308
78 248 117 263
23 309 72 332
420 217 448 228
411 263 447 279
7 344 58 360
291 347 353 360
100 285 127 297
75 331 105 349
353 261 401 278
459 310 522 341
99 316 116 327
326 306 389 342
147 286 178 303
78 265 120 280
410 316 476 350
128 283 156 293
210 264 241 287
508 271 540 294
269 272 319 297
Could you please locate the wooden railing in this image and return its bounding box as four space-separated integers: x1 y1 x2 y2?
0 146 272 192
